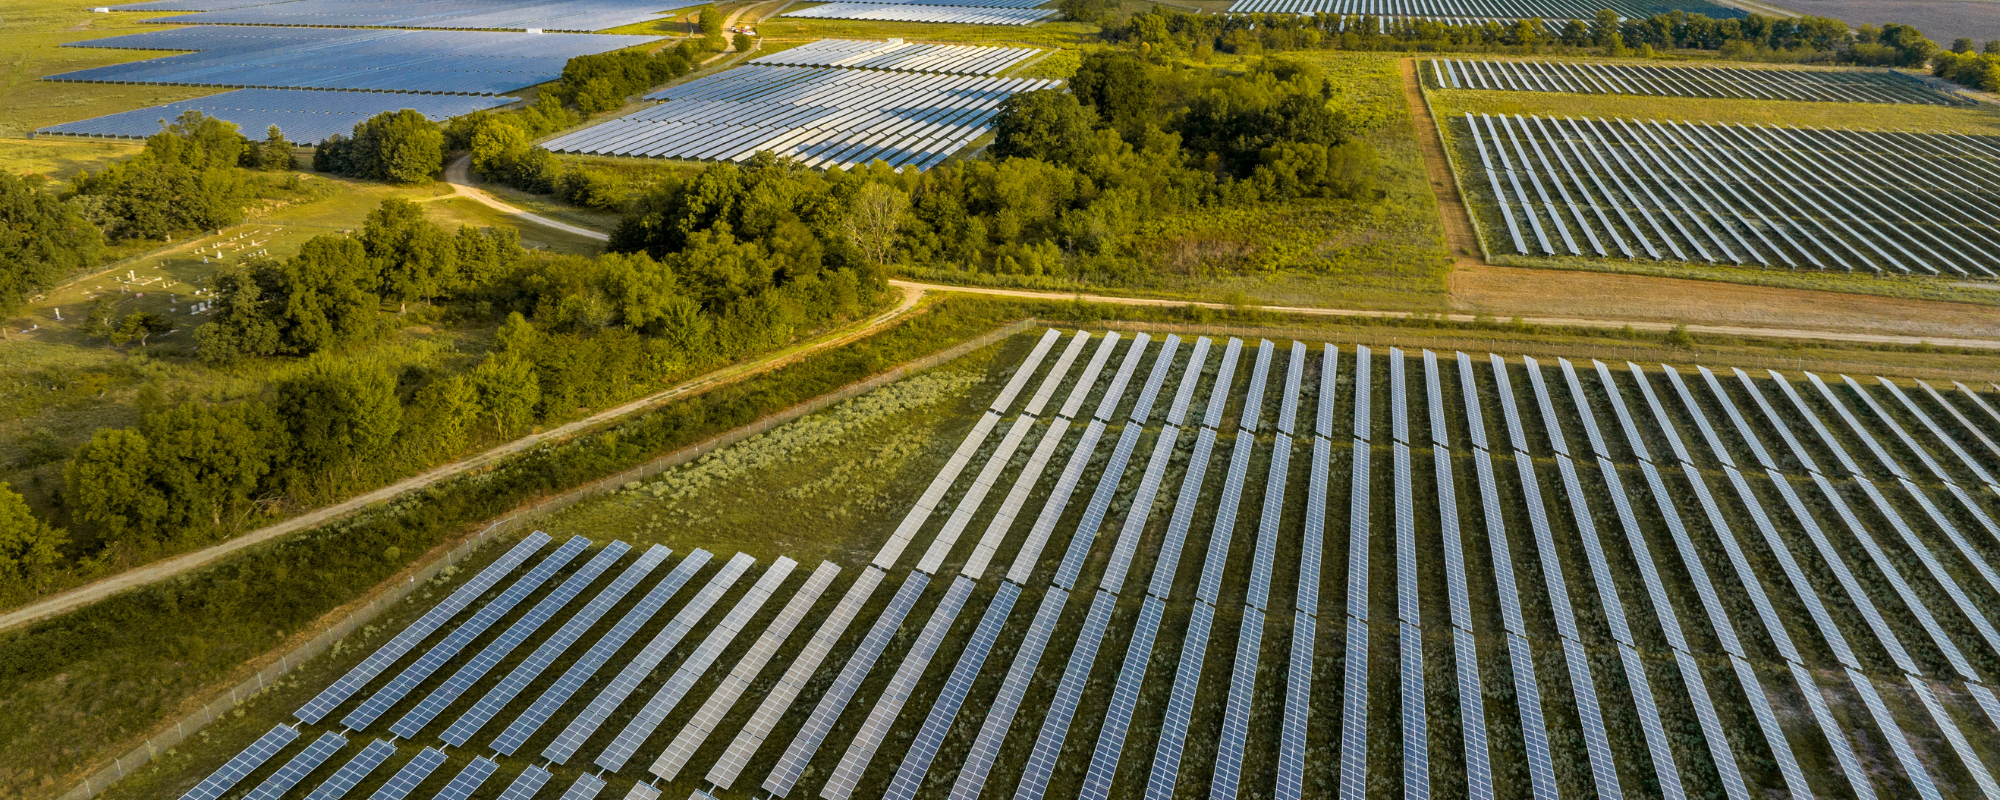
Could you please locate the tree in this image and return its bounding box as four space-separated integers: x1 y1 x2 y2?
361 199 459 310
1 174 104 314
1953 37 1976 53
261 235 378 354
258 125 297 171
1068 51 1155 141
371 110 445 183
0 483 66 588
65 429 166 546
277 358 403 482
410 375 481 460
991 90 1099 165
733 32 754 53
81 296 119 339
111 311 173 349
846 182 908 266
193 266 281 364
698 4 723 39
140 401 285 528
471 352 540 434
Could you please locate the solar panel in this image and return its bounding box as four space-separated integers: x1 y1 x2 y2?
991 329 1063 413
244 732 344 800
1276 610 1316 800
434 758 498 800
558 773 606 800
179 724 299 800
368 747 446 800
619 782 659 800
1424 351 1449 448
1850 669 1943 800
1394 444 1417 625
918 413 1038 576
1763 470 1924 675
1098 426 1183 595
1713 466 1857 668
1060 334 1122 422
884 582 1020 800
1298 436 1330 616
1627 364 1692 466
1211 604 1265 800
401 542 645 739
1489 356 1528 453
1510 454 1579 642
1146 601 1213 800
346 536 591 731
41 88 517 144
1017 590 1119 800
822 575 975 800
1617 644 1684 800
1094 334 1151 423
306 740 396 800
1318 346 1340 440
497 766 553 800
1347 439 1372 622
1077 595 1167 800
1007 421 1106 587
1147 427 1218 601
1390 348 1409 445
1240 339 1274 431
1337 620 1369 800
1023 331 1091 417
1504 635 1560 800
1458 353 1490 452
1556 360 1610 458
1203 338 1244 431
299 532 549 724
877 409 999 571
1452 630 1493 800
533 552 754 763
1128 334 1183 424
1697 367 1778 471
1243 433 1290 610
1671 653 1748 800
1661 366 1736 468
1559 639 1622 800
763 570 930 797
1401 622 1429 800
1786 664 1879 800
651 561 839 781
1550 458 1632 646
1353 346 1373 441
458 548 695 750
595 556 795 772
706 568 882 791
1522 357 1570 457
1805 472 1978 680
950 584 1067 800
1278 342 1306 435
1725 658 1811 800
1164 337 1211 428
1055 423 1150 592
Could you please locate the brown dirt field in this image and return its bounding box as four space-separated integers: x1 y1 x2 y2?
1446 260 2000 340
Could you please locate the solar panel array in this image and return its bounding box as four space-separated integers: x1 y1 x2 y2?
142 0 698 31
34 89 515 144
1463 112 2000 276
1223 0 1742 20
177 330 2000 800
780 2 1056 24
751 39 1038 75
1433 59 1968 105
52 27 656 94
549 59 1057 169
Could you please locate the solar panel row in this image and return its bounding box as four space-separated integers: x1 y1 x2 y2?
1203 339 1245 431
299 532 550 724
884 582 1021 800
1277 341 1306 435
434 757 497 800
1211 604 1265 800
950 584 1066 800
823 575 975 800
1165 337 1213 428
752 39 1039 75
54 27 655 94
595 557 796 772
1436 58 1967 105
148 0 699 31
306 740 395 800
1224 0 1742 20
36 88 516 144
498 766 552 800
533 552 753 763
244 732 345 800
1022 331 1091 418
1078 595 1166 800
181 725 299 800
1146 600 1213 800
780 3 1056 24
1239 339 1274 432
1061 333 1125 422
369 747 446 800
651 561 839 781
1016 590 1119 800
1095 333 1152 423
919 415 1043 575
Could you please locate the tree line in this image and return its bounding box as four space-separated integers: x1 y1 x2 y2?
1932 38 2000 91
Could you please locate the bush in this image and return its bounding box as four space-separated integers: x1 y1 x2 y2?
0 173 103 314
314 110 444 183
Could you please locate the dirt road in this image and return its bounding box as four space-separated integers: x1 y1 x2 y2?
443 156 611 241
0 283 925 634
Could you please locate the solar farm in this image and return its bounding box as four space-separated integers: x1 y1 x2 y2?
778 3 1057 26
1431 59 1970 105
1452 112 2000 276
539 53 1058 169
108 0 701 32
170 328 2000 800
1221 0 1743 22
34 89 516 143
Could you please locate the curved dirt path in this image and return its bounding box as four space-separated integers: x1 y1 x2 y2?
0 282 924 633
443 156 611 241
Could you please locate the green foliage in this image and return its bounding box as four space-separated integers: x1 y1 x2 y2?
64 428 165 546
361 198 459 309
0 483 65 589
0 173 103 314
550 42 698 112
1932 48 2000 91
138 401 287 530
255 126 297 172
68 111 253 241
110 311 173 349
698 4 722 38
733 32 754 53
555 167 630 211
313 109 445 184
991 90 1101 164
276 357 403 483
257 235 379 355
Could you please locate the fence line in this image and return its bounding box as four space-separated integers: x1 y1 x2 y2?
56 317 1038 800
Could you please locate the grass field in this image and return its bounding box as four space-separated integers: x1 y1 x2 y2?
0 0 216 152
91 324 2000 800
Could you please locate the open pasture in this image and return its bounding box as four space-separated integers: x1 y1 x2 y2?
1455 112 2000 278
1428 58 1969 106
157 326 2000 800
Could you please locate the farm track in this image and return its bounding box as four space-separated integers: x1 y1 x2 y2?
0 281 925 635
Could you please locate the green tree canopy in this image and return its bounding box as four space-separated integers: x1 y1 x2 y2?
277 357 403 482
0 173 103 314
0 483 65 589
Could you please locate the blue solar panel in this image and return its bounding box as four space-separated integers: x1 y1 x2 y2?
306 740 396 800
1128 335 1182 424
1401 622 1429 800
884 582 1020 800
950 584 1067 800
53 28 659 94
1148 427 1217 600
1504 635 1559 800
435 758 498 800
1318 346 1340 440
1097 426 1182 595
1346 438 1371 623
1390 348 1409 445
1353 346 1373 440
245 733 345 800
1146 601 1213 800
38 89 516 144
1212 605 1266 800
345 536 590 732
369 748 446 800
394 541 635 739
1018 590 1119 800
1458 353 1489 452
1278 342 1306 435
180 725 298 800
1244 434 1289 610
497 766 552 800
299 532 549 724
1276 610 1316 800
1850 668 1943 800
1203 338 1244 431
558 773 607 800
1198 433 1256 606
1165 336 1212 428
485 549 710 754
541 552 755 765
1240 339 1274 431
1094 334 1151 423
1338 620 1369 800
1061 333 1123 422
146 0 698 32
1077 595 1166 800
823 574 973 800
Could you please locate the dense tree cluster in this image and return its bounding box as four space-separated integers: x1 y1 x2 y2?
1097 7 1933 64
1 174 103 315
313 109 447 183
67 112 261 241
623 54 1375 282
1932 39 2000 90
550 41 702 115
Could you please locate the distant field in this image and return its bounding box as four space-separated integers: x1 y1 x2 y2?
0 0 216 144
1769 0 2000 49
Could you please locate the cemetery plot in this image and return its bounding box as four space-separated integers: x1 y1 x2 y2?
1457 112 2000 277
1223 0 1742 22
749 39 1039 76
539 61 1058 169
126 0 699 32
49 27 657 95
1431 58 1970 105
172 329 2000 800
33 89 515 144
778 3 1056 25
